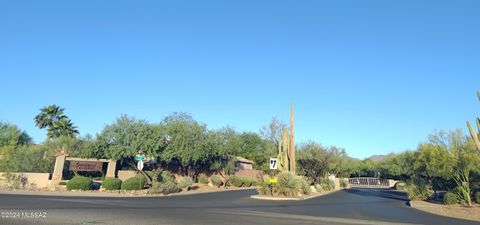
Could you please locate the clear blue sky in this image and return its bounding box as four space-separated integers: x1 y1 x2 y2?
1 1 479 159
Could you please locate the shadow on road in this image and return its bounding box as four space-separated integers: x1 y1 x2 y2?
344 188 409 202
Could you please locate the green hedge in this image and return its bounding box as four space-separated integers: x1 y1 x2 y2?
67 176 93 191
102 178 122 190
121 175 147 190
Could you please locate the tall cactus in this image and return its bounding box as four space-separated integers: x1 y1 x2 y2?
467 91 480 151
277 104 296 174
277 128 290 171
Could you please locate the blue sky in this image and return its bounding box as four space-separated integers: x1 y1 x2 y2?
1 1 479 159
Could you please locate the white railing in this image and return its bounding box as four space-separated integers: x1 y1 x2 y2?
348 177 390 188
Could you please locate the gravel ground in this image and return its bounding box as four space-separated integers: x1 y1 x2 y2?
410 200 480 222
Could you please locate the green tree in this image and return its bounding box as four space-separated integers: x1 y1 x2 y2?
414 143 451 198
160 112 211 176
296 141 333 183
34 104 78 139
428 129 480 206
0 121 32 155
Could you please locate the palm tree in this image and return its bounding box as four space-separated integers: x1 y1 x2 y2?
34 105 66 129
51 118 79 138
34 104 78 139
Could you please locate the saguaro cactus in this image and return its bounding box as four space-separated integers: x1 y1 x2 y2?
467 91 480 151
276 104 296 174
277 128 290 171
290 104 295 174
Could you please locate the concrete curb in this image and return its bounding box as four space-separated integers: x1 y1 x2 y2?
0 187 257 198
250 189 341 201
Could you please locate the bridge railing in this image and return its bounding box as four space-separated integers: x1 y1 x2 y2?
348 177 391 188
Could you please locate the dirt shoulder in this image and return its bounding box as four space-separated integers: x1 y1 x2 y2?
410 200 480 222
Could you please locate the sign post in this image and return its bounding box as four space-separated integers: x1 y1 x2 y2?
269 158 278 196
134 152 146 171
269 158 278 170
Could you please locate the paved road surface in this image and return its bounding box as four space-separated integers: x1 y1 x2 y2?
0 188 477 225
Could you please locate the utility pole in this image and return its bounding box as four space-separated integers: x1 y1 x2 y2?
289 104 295 174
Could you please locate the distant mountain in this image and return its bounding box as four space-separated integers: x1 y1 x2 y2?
367 154 389 161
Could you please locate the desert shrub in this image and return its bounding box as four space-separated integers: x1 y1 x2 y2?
178 177 193 190
251 179 260 187
277 171 300 197
148 181 163 194
67 176 92 191
406 183 430 201
298 176 311 195
148 181 180 195
314 184 322 192
159 171 176 183
319 178 335 191
476 192 480 204
102 178 122 190
394 181 406 191
121 175 147 190
161 181 180 195
340 179 349 188
242 177 253 187
443 192 458 205
198 174 209 184
211 175 223 187
258 175 272 196
229 176 243 187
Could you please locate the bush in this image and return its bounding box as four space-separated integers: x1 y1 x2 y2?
251 179 260 187
394 182 406 191
476 192 480 204
319 178 335 191
406 183 431 201
298 176 311 195
443 192 458 205
211 175 223 187
159 171 176 183
340 179 349 188
121 175 147 190
148 181 180 195
229 176 244 187
314 184 322 192
277 171 300 197
178 177 193 190
242 177 253 187
198 174 209 184
102 178 122 190
67 176 93 191
258 175 272 196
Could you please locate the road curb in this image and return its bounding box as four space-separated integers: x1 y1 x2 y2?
0 187 257 198
250 189 341 201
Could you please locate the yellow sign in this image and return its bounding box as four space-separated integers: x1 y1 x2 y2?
269 178 278 183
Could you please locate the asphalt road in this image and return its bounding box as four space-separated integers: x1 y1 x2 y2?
0 188 477 225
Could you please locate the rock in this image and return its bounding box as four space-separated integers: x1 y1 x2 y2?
310 185 317 193
208 181 214 187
